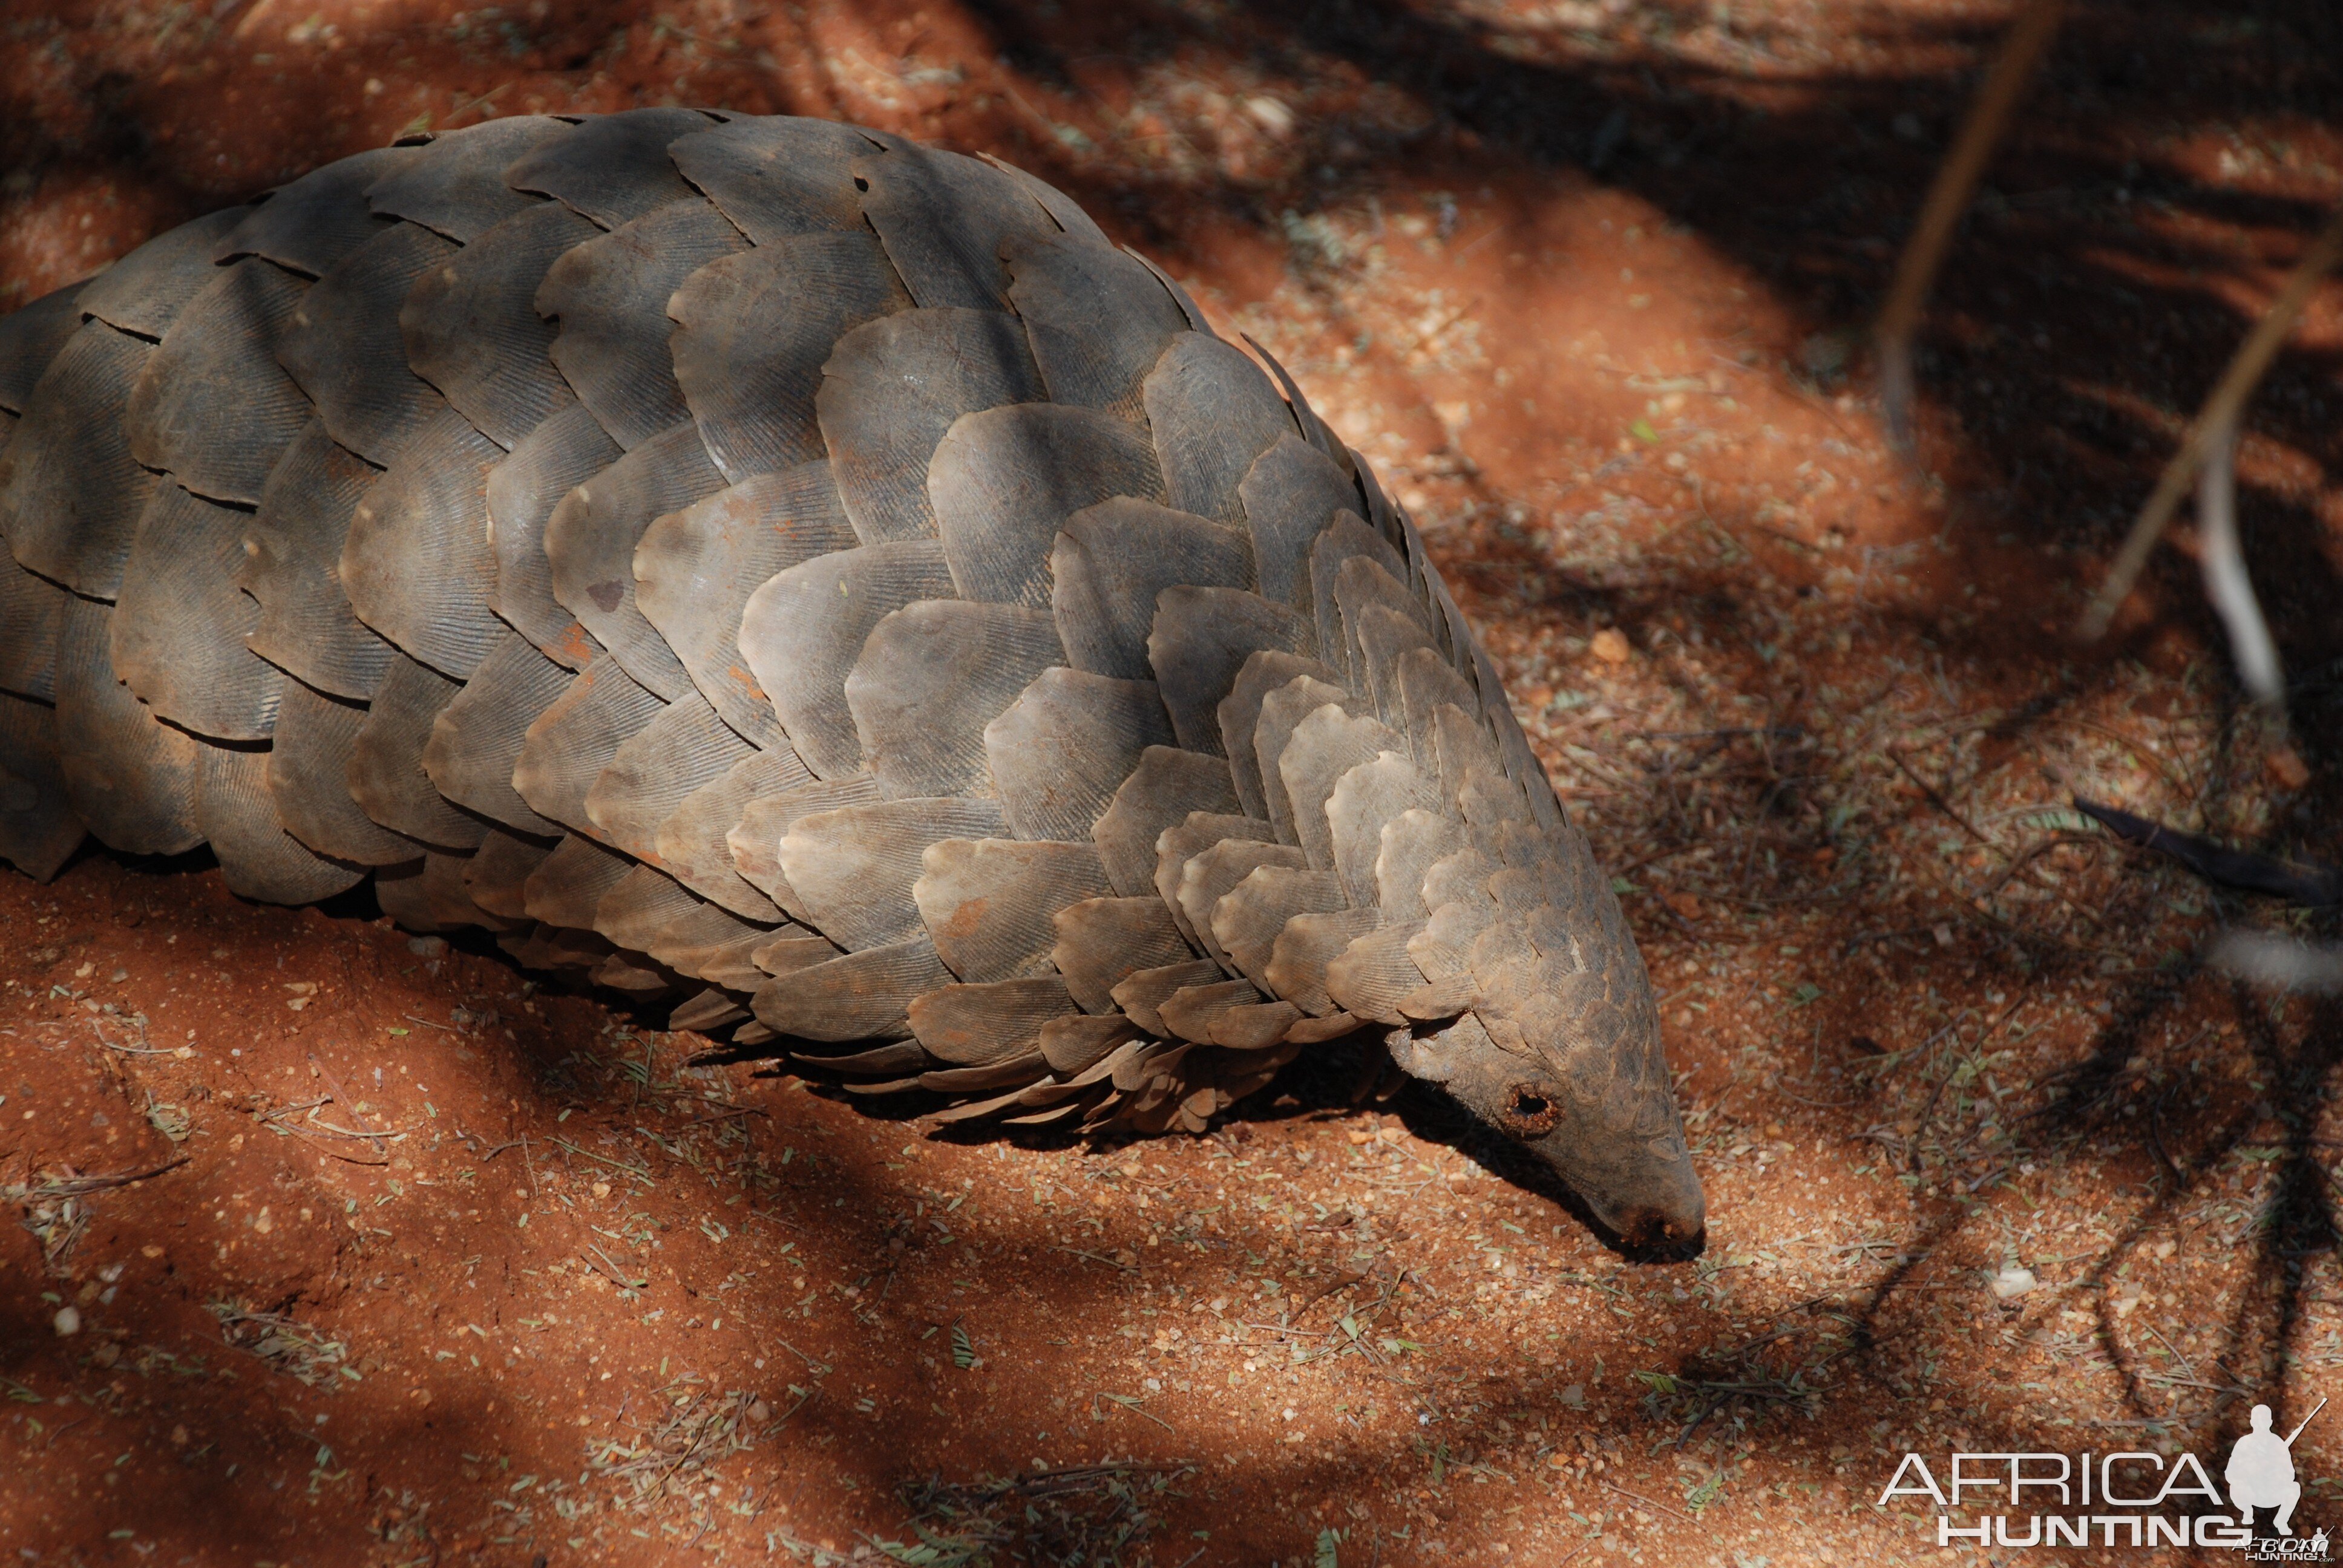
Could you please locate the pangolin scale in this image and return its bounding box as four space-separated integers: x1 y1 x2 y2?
0 111 1703 1249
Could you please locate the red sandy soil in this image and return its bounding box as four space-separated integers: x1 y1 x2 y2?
4 1 2342 1564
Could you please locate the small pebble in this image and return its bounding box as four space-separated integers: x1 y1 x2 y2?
1242 94 1295 139
407 935 448 957
53 1305 81 1337
1988 1266 2037 1301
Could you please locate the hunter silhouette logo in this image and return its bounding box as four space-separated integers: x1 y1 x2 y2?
2229 1400 2321 1537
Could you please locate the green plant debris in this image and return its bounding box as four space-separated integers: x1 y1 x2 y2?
206 1301 351 1390
871 1462 1196 1567
586 1374 767 1511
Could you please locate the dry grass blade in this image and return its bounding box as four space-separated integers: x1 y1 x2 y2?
1885 743 1990 844
1050 1244 1138 1272
2083 199 2343 639
306 1051 385 1154
586 1377 767 1510
583 1241 649 1290
879 1462 1196 1567
6 1179 90 1269
207 1300 354 1389
88 1013 175 1053
2194 416 2286 709
1638 1315 1852 1446
1874 0 2067 450
1602 1478 1696 1524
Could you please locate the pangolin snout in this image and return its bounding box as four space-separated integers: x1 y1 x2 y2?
1567 1133 1706 1261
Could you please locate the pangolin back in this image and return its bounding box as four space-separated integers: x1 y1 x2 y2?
0 113 1701 1244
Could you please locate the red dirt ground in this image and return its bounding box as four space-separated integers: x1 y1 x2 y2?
4 1 2342 1564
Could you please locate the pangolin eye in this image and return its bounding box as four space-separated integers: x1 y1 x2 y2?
1500 1083 1564 1138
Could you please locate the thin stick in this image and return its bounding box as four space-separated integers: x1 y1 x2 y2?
21 1155 189 1197
2194 414 2286 709
87 1019 177 1055
303 1114 418 1142
583 1243 647 1290
1094 1391 1174 1431
2083 201 2343 639
1886 743 1990 844
1053 1245 1138 1272
1293 1267 1372 1316
670 1106 768 1129
773 1338 831 1374
307 1053 385 1155
1400 296 1483 359
1875 0 2068 450
1601 1478 1694 1524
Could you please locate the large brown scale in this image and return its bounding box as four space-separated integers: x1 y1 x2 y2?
0 111 1703 1250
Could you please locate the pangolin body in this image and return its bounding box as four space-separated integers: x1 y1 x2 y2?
0 112 1703 1249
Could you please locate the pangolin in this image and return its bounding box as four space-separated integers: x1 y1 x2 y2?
0 111 1704 1250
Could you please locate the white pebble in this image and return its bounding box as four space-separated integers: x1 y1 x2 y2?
1988 1266 2037 1301
53 1305 81 1337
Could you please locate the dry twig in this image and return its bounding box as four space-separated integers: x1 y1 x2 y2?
1875 0 2068 448
2194 415 2286 709
2083 200 2343 638
306 1053 385 1155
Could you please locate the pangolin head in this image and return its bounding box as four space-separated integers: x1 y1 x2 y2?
1389 861 1705 1258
